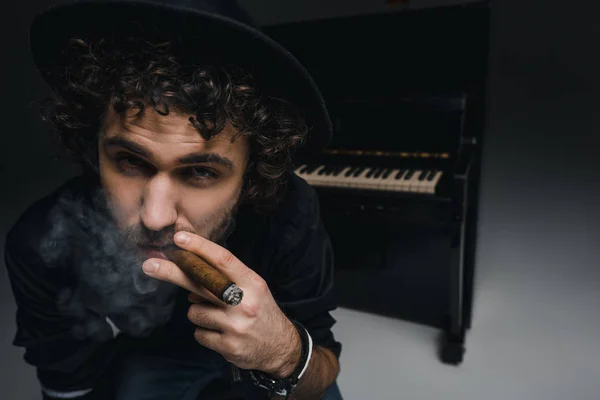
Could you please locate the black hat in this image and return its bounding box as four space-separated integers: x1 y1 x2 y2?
29 0 332 154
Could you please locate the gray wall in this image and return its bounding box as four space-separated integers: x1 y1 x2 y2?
2 0 600 399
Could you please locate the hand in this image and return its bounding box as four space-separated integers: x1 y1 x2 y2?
141 231 302 378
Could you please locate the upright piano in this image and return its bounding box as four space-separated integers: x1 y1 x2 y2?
263 1 491 365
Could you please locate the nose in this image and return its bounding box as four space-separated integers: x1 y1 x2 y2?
140 175 178 232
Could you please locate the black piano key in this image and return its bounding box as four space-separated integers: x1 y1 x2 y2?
305 165 320 174
373 168 384 179
427 170 436 181
395 169 405 180
345 167 356 177
404 170 415 180
366 168 375 178
353 167 366 177
299 165 310 174
418 170 428 181
317 166 328 175
324 166 334 176
382 169 393 179
332 166 344 176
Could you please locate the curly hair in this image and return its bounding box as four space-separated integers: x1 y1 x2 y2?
40 34 308 213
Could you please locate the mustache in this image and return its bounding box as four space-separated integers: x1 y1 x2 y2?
122 225 192 248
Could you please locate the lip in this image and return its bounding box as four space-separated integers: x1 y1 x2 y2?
140 246 168 260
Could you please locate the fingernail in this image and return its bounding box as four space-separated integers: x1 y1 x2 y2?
143 260 159 274
174 232 190 244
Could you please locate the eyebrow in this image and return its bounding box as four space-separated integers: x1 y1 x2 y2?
103 136 234 170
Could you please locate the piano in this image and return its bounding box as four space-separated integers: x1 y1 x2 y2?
293 94 462 197
263 1 491 365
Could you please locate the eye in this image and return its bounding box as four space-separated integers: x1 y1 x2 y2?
116 155 147 172
187 167 218 180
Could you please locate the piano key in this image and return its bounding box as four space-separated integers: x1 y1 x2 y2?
422 170 443 193
380 169 402 191
374 168 395 191
353 167 366 177
334 166 347 176
352 168 374 189
408 170 428 192
295 164 442 194
330 167 353 187
306 165 327 184
345 167 356 177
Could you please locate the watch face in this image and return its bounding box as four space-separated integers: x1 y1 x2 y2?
250 371 295 396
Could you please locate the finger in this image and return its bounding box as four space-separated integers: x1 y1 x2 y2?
193 327 223 352
188 291 210 304
188 287 225 308
142 258 199 293
173 231 254 284
187 303 227 332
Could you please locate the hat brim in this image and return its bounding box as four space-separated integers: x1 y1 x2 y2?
30 0 332 154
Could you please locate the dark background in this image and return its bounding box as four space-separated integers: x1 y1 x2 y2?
2 1 599 399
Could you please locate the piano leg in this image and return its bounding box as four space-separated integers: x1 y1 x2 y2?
440 212 467 365
440 151 479 365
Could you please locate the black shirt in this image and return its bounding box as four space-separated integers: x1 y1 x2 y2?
3 171 341 398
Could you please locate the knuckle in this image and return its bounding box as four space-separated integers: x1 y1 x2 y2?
230 320 249 336
219 249 235 267
226 339 244 360
253 276 269 294
241 300 259 318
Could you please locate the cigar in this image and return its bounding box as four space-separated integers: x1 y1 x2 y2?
163 247 243 306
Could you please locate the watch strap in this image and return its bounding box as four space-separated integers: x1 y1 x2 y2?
249 320 313 398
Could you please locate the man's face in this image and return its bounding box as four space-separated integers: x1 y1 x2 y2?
98 105 249 259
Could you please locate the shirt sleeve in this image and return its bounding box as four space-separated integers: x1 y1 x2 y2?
267 175 342 360
4 218 120 398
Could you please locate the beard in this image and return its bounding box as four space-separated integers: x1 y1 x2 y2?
118 199 241 295
39 179 242 340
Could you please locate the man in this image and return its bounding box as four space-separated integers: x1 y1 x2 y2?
4 0 342 399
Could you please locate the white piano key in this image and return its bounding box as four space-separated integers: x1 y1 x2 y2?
364 168 382 190
331 167 353 187
294 164 306 175
341 168 354 187
412 170 429 193
387 170 404 192
380 169 401 191
351 168 373 189
406 170 423 192
303 165 326 186
423 170 443 194
315 166 343 187
398 169 414 192
374 168 389 190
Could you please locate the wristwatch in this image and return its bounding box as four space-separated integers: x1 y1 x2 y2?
249 320 313 398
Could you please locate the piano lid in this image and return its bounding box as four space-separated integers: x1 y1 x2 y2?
262 3 491 155
261 3 491 98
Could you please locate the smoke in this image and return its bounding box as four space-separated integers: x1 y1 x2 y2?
39 181 180 341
